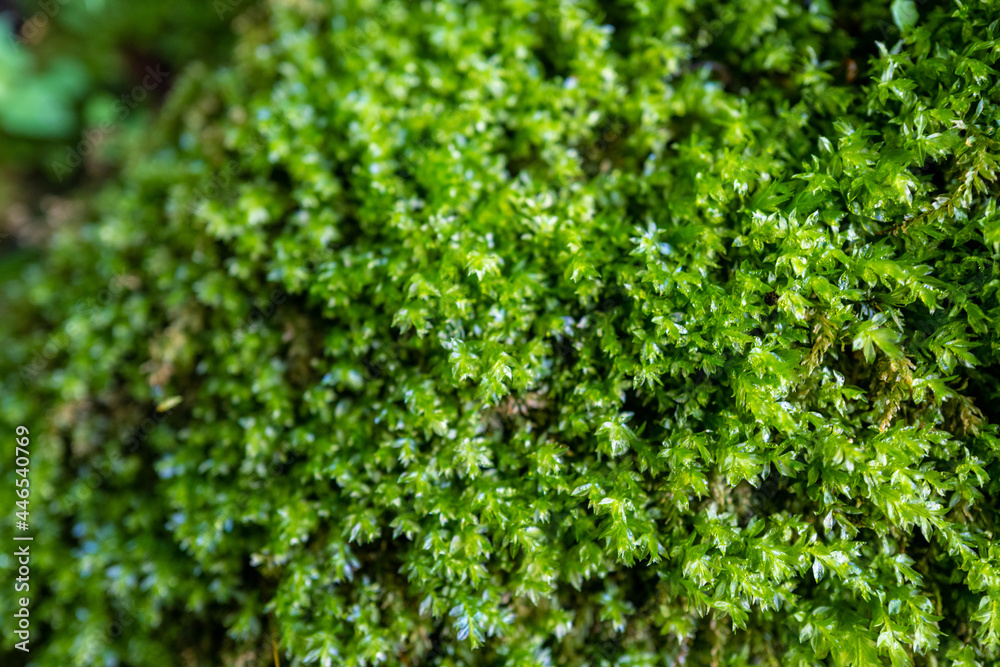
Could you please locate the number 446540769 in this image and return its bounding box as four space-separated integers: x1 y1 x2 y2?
15 426 30 524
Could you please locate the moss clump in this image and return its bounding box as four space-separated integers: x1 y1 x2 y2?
3 1 1000 665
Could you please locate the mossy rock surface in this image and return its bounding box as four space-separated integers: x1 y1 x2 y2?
3 1 1000 665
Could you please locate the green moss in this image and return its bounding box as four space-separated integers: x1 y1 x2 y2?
3 0 1000 665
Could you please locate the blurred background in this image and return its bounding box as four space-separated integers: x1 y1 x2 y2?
0 0 243 251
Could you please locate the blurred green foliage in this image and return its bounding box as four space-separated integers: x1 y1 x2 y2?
0 0 239 184
0 28 87 139
2 0 1000 665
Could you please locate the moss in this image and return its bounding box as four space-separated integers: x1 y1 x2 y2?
3 1 1000 665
